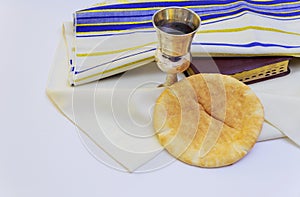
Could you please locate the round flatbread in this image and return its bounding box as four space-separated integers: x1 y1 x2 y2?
153 74 264 168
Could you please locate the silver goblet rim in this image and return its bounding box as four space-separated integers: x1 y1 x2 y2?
152 6 201 37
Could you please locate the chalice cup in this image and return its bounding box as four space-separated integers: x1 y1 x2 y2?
152 7 201 86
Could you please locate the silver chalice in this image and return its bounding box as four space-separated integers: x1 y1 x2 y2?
152 7 201 86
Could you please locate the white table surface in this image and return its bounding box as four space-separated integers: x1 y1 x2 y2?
1 1 300 196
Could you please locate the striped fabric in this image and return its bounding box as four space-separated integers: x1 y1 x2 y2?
70 0 300 86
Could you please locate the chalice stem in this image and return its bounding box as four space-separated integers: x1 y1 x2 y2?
165 73 178 86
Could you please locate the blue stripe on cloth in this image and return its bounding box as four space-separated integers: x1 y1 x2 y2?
76 10 157 19
80 1 237 10
195 42 300 48
75 12 300 38
76 3 300 25
75 7 300 33
76 22 153 32
75 0 300 33
76 30 156 38
74 48 156 74
76 15 153 24
80 0 300 11
199 7 300 21
76 2 300 19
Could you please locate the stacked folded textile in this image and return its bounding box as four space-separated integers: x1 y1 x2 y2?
69 0 300 85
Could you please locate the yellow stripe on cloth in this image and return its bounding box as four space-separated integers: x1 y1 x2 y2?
199 26 300 37
76 41 156 57
74 56 155 83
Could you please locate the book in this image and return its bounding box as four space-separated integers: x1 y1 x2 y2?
185 56 291 84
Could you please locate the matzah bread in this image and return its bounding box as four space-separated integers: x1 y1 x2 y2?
153 74 264 168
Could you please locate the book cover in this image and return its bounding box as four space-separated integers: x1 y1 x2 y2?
186 57 291 84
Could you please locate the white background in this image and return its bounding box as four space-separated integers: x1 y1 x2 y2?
1 0 300 196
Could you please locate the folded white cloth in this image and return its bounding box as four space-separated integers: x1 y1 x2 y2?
251 62 300 147
70 0 300 85
46 23 300 172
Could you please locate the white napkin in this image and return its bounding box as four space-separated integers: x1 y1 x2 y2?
46 23 300 172
251 60 300 147
70 0 300 85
